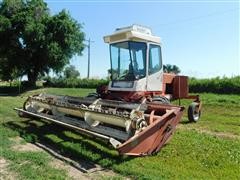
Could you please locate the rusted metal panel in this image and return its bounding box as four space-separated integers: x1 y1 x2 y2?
173 76 189 99
163 73 175 84
117 104 184 156
162 73 175 95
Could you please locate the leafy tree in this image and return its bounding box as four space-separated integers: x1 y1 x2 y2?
163 64 181 74
64 65 80 79
0 0 84 86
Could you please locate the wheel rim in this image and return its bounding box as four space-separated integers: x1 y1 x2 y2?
193 110 200 121
188 102 201 122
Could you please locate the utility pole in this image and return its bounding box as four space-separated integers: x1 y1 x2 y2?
86 38 94 79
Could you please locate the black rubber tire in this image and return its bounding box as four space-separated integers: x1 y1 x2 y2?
86 93 99 99
152 96 170 105
188 102 201 122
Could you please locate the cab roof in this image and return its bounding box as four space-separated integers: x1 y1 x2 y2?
103 24 161 44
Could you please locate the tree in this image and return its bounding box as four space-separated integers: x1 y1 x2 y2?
64 65 80 79
0 0 85 86
163 64 181 74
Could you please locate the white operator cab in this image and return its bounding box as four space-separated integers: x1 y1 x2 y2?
104 25 163 92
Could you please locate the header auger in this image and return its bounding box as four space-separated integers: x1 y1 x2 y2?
15 25 202 156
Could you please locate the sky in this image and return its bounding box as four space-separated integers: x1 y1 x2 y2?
46 0 239 79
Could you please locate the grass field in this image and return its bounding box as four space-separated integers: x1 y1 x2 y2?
0 88 240 179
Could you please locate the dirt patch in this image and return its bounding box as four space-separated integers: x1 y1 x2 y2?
10 137 42 152
39 142 122 180
0 158 17 180
9 137 123 179
177 125 240 140
197 129 240 140
49 158 118 180
50 159 89 180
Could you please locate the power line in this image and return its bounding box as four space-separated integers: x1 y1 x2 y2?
46 1 240 3
157 8 239 27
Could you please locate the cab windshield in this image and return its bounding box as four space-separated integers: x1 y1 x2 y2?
110 41 146 81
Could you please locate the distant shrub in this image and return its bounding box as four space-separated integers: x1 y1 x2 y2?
43 77 109 88
42 76 240 94
189 76 240 94
0 80 40 94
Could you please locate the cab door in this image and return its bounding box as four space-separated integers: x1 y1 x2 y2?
146 44 163 91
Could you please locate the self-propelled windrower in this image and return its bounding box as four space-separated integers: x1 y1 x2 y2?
15 25 202 156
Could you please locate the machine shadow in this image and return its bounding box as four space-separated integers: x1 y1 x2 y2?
4 118 133 170
0 86 40 97
179 120 192 125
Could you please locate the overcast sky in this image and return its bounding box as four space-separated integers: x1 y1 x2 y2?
46 0 239 79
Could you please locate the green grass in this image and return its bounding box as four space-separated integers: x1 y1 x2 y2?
173 93 240 136
0 88 240 179
0 121 68 180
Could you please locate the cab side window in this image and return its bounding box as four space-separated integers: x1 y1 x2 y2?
149 44 162 75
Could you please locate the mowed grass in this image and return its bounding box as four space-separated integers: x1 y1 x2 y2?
0 88 240 179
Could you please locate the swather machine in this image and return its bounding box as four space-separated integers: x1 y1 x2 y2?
15 25 202 156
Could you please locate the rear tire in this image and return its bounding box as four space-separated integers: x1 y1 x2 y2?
152 96 170 104
188 102 201 122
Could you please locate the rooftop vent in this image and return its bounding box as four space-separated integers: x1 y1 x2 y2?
115 24 152 35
